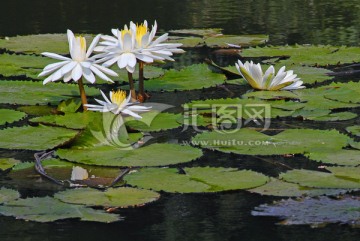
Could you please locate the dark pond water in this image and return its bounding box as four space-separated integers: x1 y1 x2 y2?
1 0 360 241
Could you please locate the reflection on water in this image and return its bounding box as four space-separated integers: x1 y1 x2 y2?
1 0 360 45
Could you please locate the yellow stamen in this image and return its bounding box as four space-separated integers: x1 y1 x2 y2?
76 36 86 52
121 29 132 39
135 23 148 46
111 90 127 106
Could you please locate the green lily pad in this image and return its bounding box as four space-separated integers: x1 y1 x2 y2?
125 112 182 132
125 167 269 193
57 98 82 113
0 80 99 105
113 65 165 83
346 125 360 137
252 196 360 227
248 178 349 197
0 125 79 151
0 196 121 223
307 112 357 121
280 169 360 189
137 64 226 91
0 158 21 171
306 150 360 166
0 54 55 79
0 109 26 125
57 143 203 167
17 105 54 116
325 81 360 104
192 128 350 155
169 28 223 37
0 34 94 54
325 167 360 181
242 45 360 66
55 187 160 208
29 112 100 130
0 188 20 204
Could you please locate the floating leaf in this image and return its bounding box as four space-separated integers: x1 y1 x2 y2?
136 64 226 91
307 112 357 121
0 158 20 171
346 125 360 137
17 105 54 116
242 45 360 66
0 188 20 204
0 125 79 150
248 178 349 197
325 167 360 181
325 81 360 104
29 112 100 130
169 28 223 37
0 80 99 105
0 196 121 223
0 34 94 54
57 98 82 113
280 169 360 189
252 196 360 227
306 150 360 166
0 109 26 126
55 187 160 208
57 143 203 167
192 128 350 155
125 112 182 132
125 167 269 193
0 54 55 79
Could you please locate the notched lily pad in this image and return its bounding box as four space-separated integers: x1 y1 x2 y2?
280 169 360 189
0 80 99 105
125 167 269 193
0 188 20 204
192 128 350 155
0 158 21 171
55 187 160 208
0 196 121 223
346 125 360 137
138 64 226 91
325 166 360 181
0 109 26 125
0 125 79 150
248 178 349 197
56 143 203 167
307 150 360 166
29 112 100 130
125 112 182 132
252 196 360 227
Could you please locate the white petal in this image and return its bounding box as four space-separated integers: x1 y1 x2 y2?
80 61 92 69
42 52 71 61
121 108 142 119
93 63 118 76
63 71 72 82
61 61 77 75
83 67 96 83
90 65 113 83
71 64 83 81
86 34 101 58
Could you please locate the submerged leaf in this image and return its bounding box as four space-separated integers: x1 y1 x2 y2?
307 150 360 166
252 196 360 227
0 158 21 171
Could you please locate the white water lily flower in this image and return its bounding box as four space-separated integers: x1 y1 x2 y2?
39 29 118 84
235 60 305 91
85 90 151 119
95 20 184 72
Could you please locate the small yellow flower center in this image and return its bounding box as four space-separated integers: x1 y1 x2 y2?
135 23 148 46
76 36 86 52
111 90 127 106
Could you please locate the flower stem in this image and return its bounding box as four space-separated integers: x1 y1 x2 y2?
78 77 88 111
138 61 145 98
127 71 137 102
